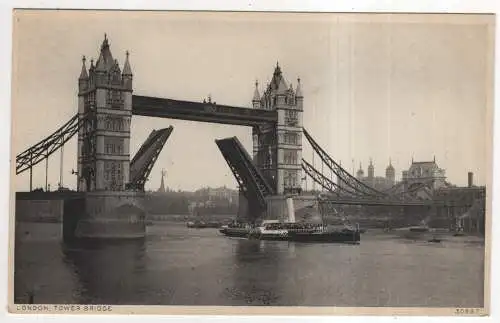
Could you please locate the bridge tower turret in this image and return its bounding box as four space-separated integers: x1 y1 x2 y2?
77 56 89 191
77 34 133 192
251 81 261 161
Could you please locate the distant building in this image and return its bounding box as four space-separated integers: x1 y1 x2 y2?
355 159 395 191
433 172 485 234
193 186 239 205
402 157 447 192
207 186 239 204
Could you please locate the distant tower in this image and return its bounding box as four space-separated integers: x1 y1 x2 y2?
251 62 303 195
77 34 133 191
356 163 364 179
158 169 166 193
367 158 374 179
385 158 395 185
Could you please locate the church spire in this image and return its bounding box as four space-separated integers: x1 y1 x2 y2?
158 169 166 193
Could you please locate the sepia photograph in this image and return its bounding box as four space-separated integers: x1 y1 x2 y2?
8 9 493 316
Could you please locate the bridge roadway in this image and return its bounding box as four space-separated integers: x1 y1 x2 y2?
16 191 466 208
132 95 276 127
16 191 85 200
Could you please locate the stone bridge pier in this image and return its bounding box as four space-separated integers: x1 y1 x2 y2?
66 191 147 241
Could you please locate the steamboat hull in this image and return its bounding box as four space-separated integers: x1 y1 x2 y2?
219 227 361 244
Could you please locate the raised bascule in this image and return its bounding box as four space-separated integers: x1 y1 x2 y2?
15 36 486 239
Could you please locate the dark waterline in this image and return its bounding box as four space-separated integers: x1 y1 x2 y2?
14 221 484 307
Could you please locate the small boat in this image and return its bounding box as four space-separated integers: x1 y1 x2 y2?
218 223 253 238
187 221 207 228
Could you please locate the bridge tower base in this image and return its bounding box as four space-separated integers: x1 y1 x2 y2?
67 191 147 240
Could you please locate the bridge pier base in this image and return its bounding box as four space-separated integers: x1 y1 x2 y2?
237 191 248 221
69 191 147 240
265 196 290 222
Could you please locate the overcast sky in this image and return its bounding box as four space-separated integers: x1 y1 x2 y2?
11 11 493 192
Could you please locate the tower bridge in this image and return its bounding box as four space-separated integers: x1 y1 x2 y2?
15 35 485 239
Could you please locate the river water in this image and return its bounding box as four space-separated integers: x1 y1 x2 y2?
14 221 485 307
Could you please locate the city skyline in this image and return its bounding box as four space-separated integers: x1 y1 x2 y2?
11 12 493 192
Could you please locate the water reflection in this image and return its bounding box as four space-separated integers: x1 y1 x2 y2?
14 222 485 307
225 239 290 305
62 239 147 304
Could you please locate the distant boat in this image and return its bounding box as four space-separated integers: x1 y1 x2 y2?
391 225 447 242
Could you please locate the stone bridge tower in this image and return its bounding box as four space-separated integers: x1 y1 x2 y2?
77 35 133 192
73 35 145 240
252 63 303 195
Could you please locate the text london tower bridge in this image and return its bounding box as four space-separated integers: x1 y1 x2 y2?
15 36 482 239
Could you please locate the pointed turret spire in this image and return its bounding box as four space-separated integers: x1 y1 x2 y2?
274 61 281 75
296 77 303 98
79 55 88 79
253 80 260 101
123 50 133 76
96 33 114 72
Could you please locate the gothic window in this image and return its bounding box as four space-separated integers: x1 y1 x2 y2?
107 90 123 109
284 171 298 188
285 110 298 126
112 71 121 84
104 161 124 191
85 92 96 111
283 132 298 145
283 149 298 165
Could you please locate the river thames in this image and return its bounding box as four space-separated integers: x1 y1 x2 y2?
14 221 484 307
